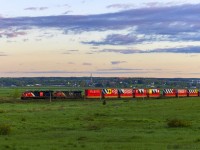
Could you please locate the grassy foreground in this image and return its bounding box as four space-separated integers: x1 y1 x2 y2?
0 98 200 149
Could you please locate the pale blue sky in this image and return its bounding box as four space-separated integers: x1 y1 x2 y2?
1 0 200 77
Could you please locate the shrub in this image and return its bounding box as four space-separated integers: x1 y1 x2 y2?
0 124 11 135
21 117 26 122
167 119 191 128
12 89 20 99
86 124 101 131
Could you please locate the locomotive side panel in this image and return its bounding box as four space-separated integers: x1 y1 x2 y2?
53 91 66 99
21 91 53 99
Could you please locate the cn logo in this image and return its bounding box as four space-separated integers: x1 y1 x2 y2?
107 89 112 94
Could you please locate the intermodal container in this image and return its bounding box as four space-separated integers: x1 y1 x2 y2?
85 89 102 99
148 89 160 98
163 89 176 97
187 89 199 97
118 89 133 98
177 89 187 97
133 89 148 98
102 88 118 98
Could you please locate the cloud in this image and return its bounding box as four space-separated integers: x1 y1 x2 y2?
63 11 72 15
150 46 200 53
83 34 144 45
82 62 92 66
97 68 143 71
68 50 79 52
7 68 198 77
0 4 199 31
111 61 126 65
1 69 155 75
95 68 163 74
64 4 70 7
0 52 7 56
106 3 135 10
68 62 75 65
97 49 142 54
24 7 37 11
24 7 48 11
144 2 161 7
62 50 79 54
23 39 29 42
98 46 200 54
1 3 200 46
0 30 27 38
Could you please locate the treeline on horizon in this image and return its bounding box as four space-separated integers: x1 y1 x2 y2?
0 77 200 89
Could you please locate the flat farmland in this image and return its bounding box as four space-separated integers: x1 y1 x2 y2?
0 88 200 149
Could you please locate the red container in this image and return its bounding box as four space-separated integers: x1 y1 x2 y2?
85 89 102 99
148 89 160 98
102 88 118 98
177 89 187 97
118 89 133 98
187 89 199 97
163 89 176 97
133 89 147 98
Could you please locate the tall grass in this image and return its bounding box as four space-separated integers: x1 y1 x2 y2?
0 124 11 135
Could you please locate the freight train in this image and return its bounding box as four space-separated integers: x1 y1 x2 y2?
21 88 200 100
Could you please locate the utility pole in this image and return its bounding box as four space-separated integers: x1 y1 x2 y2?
90 73 93 85
49 90 52 102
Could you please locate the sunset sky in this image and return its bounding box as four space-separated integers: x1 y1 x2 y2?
1 0 200 77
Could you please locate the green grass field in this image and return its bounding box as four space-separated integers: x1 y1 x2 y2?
0 88 200 149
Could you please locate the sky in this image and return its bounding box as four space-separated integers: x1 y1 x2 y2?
1 0 200 78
